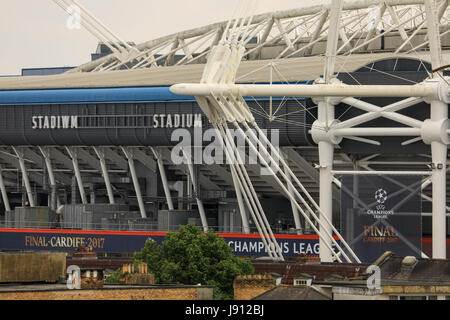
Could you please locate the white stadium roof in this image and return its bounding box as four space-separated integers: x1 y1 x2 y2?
2 0 450 90
0 51 448 90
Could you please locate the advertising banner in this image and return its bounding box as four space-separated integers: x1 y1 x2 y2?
340 174 422 263
0 228 322 258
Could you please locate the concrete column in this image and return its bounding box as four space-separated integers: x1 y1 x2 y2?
12 147 35 207
89 183 96 204
280 151 302 234
93 147 115 204
183 148 208 232
172 181 184 210
21 178 26 207
0 166 11 212
121 147 146 219
230 211 234 233
151 147 174 210
186 175 192 210
231 168 250 233
39 147 59 211
71 176 78 204
66 147 87 205
224 210 229 233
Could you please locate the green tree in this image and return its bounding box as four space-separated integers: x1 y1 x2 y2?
134 224 254 299
105 268 122 284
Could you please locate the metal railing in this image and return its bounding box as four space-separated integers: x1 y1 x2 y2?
0 219 316 235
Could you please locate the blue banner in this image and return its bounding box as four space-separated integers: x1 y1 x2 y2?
0 229 323 258
340 174 422 263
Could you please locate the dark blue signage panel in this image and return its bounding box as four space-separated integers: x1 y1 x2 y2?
0 228 323 258
0 229 161 253
340 174 422 263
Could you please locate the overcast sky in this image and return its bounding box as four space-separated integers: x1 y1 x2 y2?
0 0 329 75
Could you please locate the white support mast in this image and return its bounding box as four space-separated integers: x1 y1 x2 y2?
424 0 449 259
315 0 344 263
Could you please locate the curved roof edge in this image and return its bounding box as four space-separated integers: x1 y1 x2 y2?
0 52 437 91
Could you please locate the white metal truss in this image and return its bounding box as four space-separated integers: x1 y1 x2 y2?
170 0 450 261
43 0 450 260
65 0 450 73
170 3 367 263
52 0 140 69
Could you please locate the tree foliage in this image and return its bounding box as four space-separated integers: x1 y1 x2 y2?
134 224 254 299
105 268 122 284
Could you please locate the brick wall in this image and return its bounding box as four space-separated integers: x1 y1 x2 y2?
0 253 66 283
0 287 213 300
120 273 155 285
233 274 275 300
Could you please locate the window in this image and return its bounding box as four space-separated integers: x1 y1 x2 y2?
293 278 312 286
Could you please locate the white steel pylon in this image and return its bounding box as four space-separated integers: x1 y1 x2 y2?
172 0 450 262
424 0 448 259
172 2 363 263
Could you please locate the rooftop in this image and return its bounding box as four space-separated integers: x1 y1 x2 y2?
252 260 369 285
253 285 330 300
375 252 450 286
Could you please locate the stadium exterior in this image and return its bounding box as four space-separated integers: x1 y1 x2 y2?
0 0 449 262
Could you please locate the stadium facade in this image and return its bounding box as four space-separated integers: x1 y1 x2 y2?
0 0 449 262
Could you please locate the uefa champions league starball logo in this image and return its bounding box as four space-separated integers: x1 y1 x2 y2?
374 189 388 204
367 188 393 219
